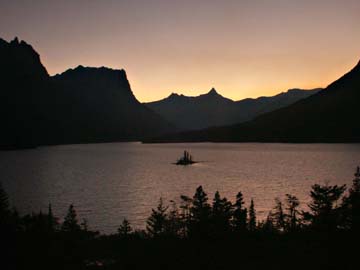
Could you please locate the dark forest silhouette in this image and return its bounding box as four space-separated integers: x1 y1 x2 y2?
1 167 360 269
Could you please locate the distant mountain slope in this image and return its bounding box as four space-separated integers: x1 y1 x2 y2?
145 88 320 130
146 61 360 143
0 37 173 149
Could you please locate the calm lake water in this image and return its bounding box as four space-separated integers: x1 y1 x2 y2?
1 143 360 233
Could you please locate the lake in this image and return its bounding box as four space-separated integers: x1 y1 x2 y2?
1 143 359 233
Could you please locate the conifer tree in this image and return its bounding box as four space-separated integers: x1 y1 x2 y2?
232 191 247 231
189 186 211 237
261 211 276 232
285 194 300 231
212 191 233 233
305 184 346 230
342 166 360 229
0 183 11 229
272 198 285 231
191 186 211 220
47 203 58 232
179 195 192 237
146 198 168 237
118 218 132 237
81 218 89 231
248 199 256 231
61 204 81 232
0 182 9 217
165 200 182 237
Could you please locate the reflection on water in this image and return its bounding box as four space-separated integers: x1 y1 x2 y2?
1 142 359 233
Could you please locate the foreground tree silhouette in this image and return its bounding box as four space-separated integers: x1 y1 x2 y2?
179 195 192 237
47 203 59 232
261 211 276 232
211 191 233 234
61 204 81 232
304 184 346 231
0 182 10 218
146 198 168 237
190 186 211 237
248 199 256 231
232 191 247 232
0 182 13 233
118 218 132 237
342 166 360 230
165 200 182 237
3 168 360 270
285 194 300 231
272 198 286 231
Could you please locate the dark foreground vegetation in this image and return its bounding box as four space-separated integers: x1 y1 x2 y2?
2 168 360 270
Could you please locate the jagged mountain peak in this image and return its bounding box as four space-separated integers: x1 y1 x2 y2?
0 36 49 78
199 88 229 101
208 88 218 95
146 87 320 131
8 37 34 50
163 88 224 101
11 36 19 44
62 65 126 75
54 65 128 85
168 92 181 98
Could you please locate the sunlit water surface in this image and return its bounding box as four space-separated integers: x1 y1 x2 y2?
1 143 359 233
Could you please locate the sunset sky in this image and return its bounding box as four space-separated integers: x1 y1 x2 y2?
1 0 360 102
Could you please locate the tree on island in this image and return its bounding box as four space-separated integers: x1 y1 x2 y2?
176 150 195 165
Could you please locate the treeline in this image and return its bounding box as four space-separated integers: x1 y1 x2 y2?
1 167 360 269
128 166 360 237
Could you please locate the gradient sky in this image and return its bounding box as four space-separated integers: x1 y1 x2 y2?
1 0 360 102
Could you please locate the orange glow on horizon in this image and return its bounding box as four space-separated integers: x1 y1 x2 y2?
1 0 359 102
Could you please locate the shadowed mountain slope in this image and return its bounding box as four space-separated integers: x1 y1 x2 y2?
51 66 174 144
145 61 360 143
0 37 50 148
145 87 320 130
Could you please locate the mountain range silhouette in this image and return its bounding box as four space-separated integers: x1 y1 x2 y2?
147 60 360 143
1 37 358 148
0 37 173 149
145 87 320 130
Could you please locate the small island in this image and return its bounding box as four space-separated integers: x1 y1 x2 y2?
175 150 196 165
